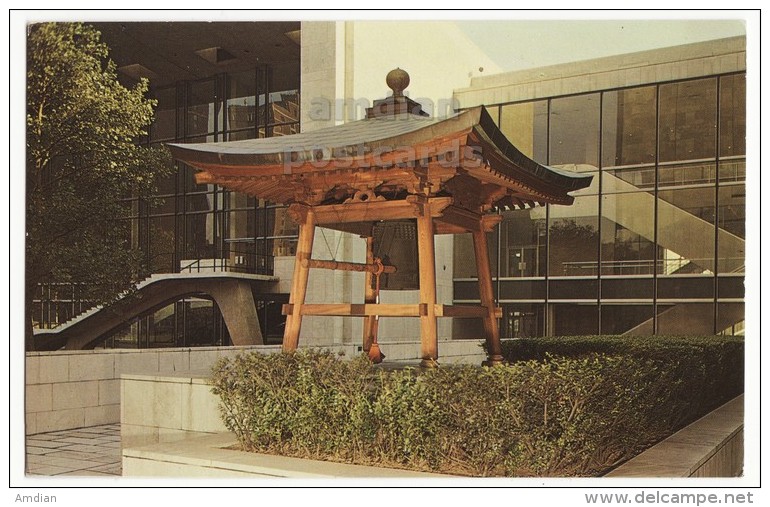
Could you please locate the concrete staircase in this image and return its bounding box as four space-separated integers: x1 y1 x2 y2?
33 272 280 351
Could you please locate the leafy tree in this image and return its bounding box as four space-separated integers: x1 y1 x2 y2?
26 22 172 349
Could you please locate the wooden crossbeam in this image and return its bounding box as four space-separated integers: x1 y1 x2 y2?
434 305 503 318
282 303 426 317
288 196 453 225
281 303 501 319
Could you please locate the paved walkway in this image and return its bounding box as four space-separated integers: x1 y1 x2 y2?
26 424 122 476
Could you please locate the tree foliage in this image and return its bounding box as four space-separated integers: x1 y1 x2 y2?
26 22 172 347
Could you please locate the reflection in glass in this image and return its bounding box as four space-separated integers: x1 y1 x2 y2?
148 216 175 273
601 192 655 275
602 86 656 168
657 186 715 275
499 209 546 277
600 305 653 335
719 74 746 158
187 79 219 137
227 70 258 131
658 78 717 162
658 161 716 187
717 303 744 336
151 87 177 142
501 303 544 338
500 101 548 161
548 196 599 276
718 183 745 273
551 303 598 335
656 303 715 335
549 94 600 166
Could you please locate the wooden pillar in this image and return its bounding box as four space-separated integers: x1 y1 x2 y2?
282 207 316 352
472 228 504 366
362 236 378 353
416 204 439 367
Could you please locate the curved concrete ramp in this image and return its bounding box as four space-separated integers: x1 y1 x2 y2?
33 272 280 351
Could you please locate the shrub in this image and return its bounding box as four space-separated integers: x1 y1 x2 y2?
210 336 743 477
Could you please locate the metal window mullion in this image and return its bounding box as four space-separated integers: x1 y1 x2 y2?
597 90 604 335
544 98 551 336
653 84 661 335
714 76 722 334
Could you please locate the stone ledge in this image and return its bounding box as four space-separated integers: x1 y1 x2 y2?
123 432 452 478
606 395 743 477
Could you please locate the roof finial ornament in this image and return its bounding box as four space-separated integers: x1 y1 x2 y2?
386 68 410 98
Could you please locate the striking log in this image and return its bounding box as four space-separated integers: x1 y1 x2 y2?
301 258 396 274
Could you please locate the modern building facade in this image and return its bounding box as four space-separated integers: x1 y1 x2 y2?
31 22 746 348
452 36 746 338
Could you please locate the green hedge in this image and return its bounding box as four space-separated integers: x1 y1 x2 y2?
210 335 743 477
501 335 744 424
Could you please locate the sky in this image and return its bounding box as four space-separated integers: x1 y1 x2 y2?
455 19 747 72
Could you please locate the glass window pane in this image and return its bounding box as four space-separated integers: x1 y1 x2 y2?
658 78 717 162
718 183 745 273
549 94 600 167
549 279 598 300
719 158 746 183
601 86 657 168
187 79 219 136
499 208 547 277
601 304 653 335
656 303 715 335
658 161 716 187
499 279 546 300
184 212 217 261
551 303 598 335
658 276 714 299
717 302 744 335
719 74 746 157
227 129 257 141
601 192 656 275
602 165 656 193
501 303 545 338
500 101 547 162
548 196 599 276
601 277 654 299
150 87 177 142
657 186 715 275
148 216 175 273
227 70 258 131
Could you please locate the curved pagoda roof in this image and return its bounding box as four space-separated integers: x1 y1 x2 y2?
168 100 591 212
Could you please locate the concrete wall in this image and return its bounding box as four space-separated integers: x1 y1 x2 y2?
121 372 226 450
27 340 489 435
25 346 278 436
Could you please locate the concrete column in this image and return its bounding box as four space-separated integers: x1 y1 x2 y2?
208 280 264 346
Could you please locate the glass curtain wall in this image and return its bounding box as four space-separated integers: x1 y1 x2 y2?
102 63 300 348
456 72 745 338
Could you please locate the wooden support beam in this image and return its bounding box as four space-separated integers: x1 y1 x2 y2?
434 304 503 318
362 237 378 354
282 303 426 317
282 207 316 353
416 201 439 367
437 206 503 233
472 227 504 366
282 303 501 319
